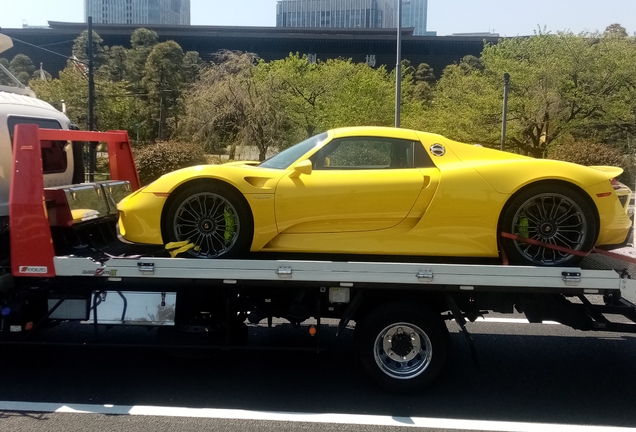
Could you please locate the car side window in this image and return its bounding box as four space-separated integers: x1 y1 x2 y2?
312 137 435 170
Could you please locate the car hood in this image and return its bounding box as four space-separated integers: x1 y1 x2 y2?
143 163 288 194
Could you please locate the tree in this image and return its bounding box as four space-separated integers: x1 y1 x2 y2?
604 23 629 38
101 45 128 82
9 54 36 85
72 30 106 68
182 51 203 84
180 51 292 160
320 60 397 129
30 64 139 135
261 54 401 143
126 28 159 87
261 53 354 140
142 41 185 141
180 51 421 158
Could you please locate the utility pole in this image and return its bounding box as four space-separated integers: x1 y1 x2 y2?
395 0 403 128
87 16 96 181
500 73 510 151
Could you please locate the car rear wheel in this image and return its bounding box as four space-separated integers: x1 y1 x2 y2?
163 182 253 258
500 184 597 266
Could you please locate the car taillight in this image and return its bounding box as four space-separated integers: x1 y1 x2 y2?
610 178 621 190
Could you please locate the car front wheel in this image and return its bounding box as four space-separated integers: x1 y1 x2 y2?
163 182 253 258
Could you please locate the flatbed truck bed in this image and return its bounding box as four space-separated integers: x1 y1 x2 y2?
3 124 636 393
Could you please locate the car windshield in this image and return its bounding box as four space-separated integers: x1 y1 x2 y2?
259 132 328 169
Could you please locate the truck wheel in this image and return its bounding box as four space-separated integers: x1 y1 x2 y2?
355 303 449 393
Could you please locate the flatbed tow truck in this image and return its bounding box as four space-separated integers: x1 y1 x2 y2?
2 91 636 393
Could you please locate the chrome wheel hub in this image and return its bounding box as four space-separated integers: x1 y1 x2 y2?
374 323 432 380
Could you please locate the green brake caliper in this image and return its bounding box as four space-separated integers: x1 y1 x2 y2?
224 207 235 243
518 214 529 238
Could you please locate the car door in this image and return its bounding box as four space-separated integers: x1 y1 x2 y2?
274 136 437 233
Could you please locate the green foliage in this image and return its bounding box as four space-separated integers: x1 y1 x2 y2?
9 54 36 85
29 64 140 134
0 54 51 86
405 61 436 103
143 41 186 141
25 29 196 144
72 30 106 68
182 51 203 84
180 52 409 159
264 54 401 137
126 28 159 87
420 31 636 157
101 45 128 82
604 23 629 38
134 141 208 185
180 51 293 160
320 60 396 129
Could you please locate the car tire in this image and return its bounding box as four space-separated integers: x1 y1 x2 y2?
354 303 449 393
499 183 597 266
163 182 253 258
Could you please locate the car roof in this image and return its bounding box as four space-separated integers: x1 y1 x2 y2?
330 126 445 141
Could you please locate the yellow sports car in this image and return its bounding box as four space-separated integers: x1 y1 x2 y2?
117 127 632 266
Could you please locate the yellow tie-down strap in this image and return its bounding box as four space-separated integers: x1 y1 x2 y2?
165 241 199 258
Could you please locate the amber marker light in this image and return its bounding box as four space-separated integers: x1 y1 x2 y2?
596 192 613 198
153 193 170 197
309 326 317 336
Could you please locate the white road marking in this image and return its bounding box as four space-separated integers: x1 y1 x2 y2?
0 401 632 432
470 317 560 325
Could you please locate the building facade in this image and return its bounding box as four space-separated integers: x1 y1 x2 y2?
397 0 434 36
276 0 396 29
2 23 498 81
276 0 434 35
84 0 191 25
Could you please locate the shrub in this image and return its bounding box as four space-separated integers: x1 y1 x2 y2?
134 140 208 185
547 138 635 185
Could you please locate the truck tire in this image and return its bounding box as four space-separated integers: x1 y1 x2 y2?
355 303 449 393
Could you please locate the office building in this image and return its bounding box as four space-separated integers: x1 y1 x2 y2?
84 0 191 25
397 0 435 36
276 0 396 29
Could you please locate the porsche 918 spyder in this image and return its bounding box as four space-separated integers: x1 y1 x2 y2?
117 127 633 266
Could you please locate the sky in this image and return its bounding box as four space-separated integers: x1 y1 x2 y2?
0 0 635 36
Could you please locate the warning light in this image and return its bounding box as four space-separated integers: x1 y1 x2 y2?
309 325 317 336
25 322 34 331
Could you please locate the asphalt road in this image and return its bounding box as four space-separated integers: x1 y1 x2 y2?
0 315 635 431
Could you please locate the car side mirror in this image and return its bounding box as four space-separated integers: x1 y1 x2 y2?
289 159 313 178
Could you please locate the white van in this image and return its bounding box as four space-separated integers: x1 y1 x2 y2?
0 91 75 222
